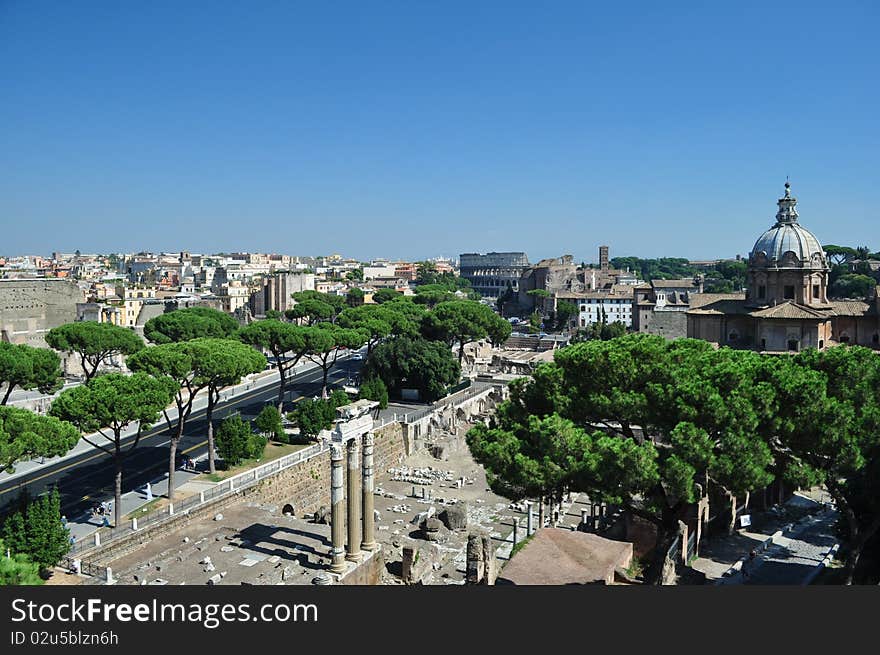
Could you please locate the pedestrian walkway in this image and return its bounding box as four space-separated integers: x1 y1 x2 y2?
690 490 838 585
741 510 838 585
65 466 202 546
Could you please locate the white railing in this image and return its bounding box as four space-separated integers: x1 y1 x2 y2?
68 441 329 558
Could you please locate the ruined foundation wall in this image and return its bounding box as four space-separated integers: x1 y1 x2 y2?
253 422 406 515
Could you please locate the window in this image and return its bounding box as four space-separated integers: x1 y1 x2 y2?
760 338 766 351
758 285 766 299
812 284 820 299
728 332 738 342
783 286 795 300
788 339 799 351
873 334 879 345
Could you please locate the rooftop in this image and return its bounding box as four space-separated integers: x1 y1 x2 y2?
498 528 633 585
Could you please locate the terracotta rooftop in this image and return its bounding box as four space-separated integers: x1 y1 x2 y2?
749 302 831 320
651 278 701 288
497 528 633 585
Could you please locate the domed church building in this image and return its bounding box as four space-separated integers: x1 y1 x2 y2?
687 182 880 352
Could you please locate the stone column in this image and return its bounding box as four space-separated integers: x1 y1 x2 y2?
329 443 346 573
361 433 377 551
346 438 363 562
538 496 545 530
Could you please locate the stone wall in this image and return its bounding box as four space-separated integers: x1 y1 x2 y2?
0 279 81 346
84 422 406 567
89 488 259 566
252 421 406 515
642 309 688 340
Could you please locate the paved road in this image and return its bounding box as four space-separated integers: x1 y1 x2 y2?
0 355 363 521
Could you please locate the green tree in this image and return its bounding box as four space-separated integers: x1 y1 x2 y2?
49 372 178 527
469 335 777 585
775 346 880 584
143 306 239 344
0 343 64 406
187 338 267 473
830 274 875 299
265 309 283 320
362 336 460 402
345 268 364 282
254 404 285 442
346 287 365 307
285 291 347 325
359 377 388 409
127 342 204 500
527 310 542 334
382 298 427 337
372 288 402 304
46 322 143 381
0 537 43 585
413 287 458 308
329 388 351 409
422 300 511 363
304 324 368 396
215 414 256 467
555 300 578 331
0 406 80 474
823 244 859 267
237 320 308 411
2 489 70 572
337 304 393 354
289 398 336 440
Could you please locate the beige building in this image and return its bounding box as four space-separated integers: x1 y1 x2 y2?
687 183 880 352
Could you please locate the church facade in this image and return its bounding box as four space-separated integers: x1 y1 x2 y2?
687 183 880 352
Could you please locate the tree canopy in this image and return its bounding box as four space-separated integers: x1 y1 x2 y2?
0 405 80 474
303 324 368 395
372 288 402 304
285 291 347 325
362 335 460 402
468 335 779 584
337 304 393 353
186 338 267 472
46 322 144 381
830 274 876 299
0 343 64 406
49 372 178 526
421 300 512 362
237 319 308 409
2 488 69 572
143 306 239 344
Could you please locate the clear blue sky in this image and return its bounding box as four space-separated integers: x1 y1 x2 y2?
1 1 877 263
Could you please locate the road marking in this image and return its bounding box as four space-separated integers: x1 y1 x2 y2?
0 362 350 498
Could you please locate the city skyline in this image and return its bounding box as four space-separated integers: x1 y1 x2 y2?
2 2 878 260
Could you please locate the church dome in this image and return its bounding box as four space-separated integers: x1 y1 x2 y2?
749 182 828 270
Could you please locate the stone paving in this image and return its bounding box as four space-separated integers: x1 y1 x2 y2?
690 490 838 585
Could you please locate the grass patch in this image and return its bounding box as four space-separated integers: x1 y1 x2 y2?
123 497 166 521
625 555 648 579
194 441 308 483
510 534 533 558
